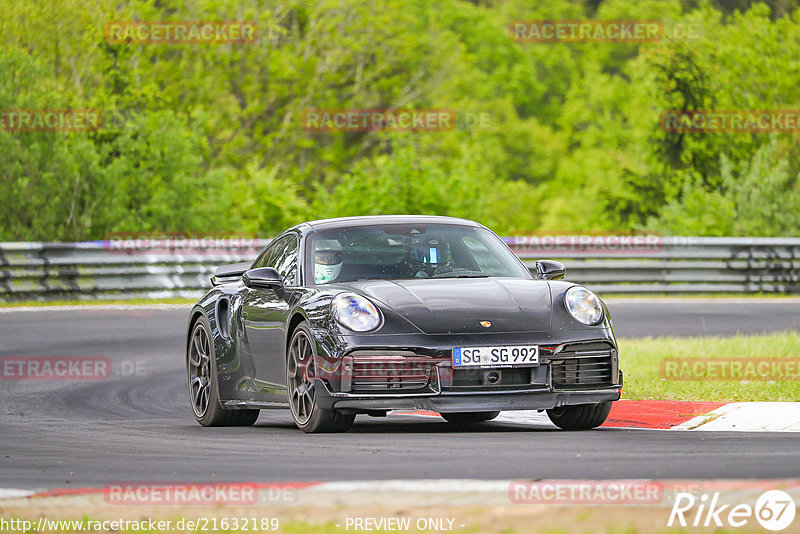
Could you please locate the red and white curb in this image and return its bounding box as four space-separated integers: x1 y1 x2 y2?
398 400 800 431
671 402 800 431
3 479 800 510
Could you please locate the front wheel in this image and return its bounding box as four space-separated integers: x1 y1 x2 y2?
188 316 259 427
287 322 355 433
546 401 612 430
441 411 500 424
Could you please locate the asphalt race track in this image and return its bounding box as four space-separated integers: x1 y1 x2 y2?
1 300 799 489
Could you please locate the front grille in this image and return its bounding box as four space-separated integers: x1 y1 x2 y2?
549 342 616 390
450 367 533 388
551 356 613 388
345 352 438 392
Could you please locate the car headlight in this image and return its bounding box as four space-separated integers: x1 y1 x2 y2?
332 293 382 332
565 286 604 325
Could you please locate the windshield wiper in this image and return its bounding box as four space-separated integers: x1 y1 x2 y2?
433 272 490 279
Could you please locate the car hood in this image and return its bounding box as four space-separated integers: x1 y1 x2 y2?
342 278 552 334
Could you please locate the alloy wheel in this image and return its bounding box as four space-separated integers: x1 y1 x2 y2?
287 330 316 425
188 322 212 417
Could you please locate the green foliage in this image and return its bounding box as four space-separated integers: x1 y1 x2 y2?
644 137 800 235
1 0 799 240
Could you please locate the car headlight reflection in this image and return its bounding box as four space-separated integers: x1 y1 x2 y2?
565 286 604 325
332 293 382 332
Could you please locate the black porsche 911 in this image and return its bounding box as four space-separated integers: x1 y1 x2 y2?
186 215 622 432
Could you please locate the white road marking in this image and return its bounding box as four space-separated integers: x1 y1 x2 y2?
0 488 35 499
673 402 800 432
493 410 558 428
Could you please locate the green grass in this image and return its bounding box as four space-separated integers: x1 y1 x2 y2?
619 332 800 401
601 292 800 299
0 297 196 308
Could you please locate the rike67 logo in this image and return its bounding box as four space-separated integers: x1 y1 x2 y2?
669 490 796 531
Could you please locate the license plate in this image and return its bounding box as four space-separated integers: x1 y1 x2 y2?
452 345 539 368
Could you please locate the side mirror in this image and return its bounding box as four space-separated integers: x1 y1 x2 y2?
535 260 566 280
242 267 283 289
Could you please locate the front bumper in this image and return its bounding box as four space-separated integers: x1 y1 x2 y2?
315 380 621 413
312 331 622 414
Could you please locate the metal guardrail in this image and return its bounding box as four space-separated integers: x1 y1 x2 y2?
508 236 800 294
0 237 798 301
0 240 270 302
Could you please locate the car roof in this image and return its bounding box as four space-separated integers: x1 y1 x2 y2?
292 215 485 233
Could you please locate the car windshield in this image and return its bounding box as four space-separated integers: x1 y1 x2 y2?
308 224 530 285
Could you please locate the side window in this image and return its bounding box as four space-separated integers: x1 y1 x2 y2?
251 247 272 269
462 235 505 274
267 234 299 286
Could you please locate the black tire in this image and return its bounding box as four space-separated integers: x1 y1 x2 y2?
441 411 500 423
287 322 355 433
188 315 259 427
546 401 612 430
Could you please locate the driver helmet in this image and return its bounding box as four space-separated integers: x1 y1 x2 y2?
408 236 451 274
314 238 343 284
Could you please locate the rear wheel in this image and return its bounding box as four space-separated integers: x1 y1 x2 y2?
188 316 259 427
287 322 355 433
546 401 611 430
441 411 500 424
